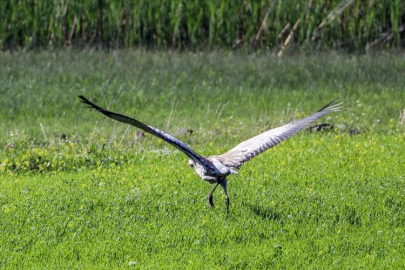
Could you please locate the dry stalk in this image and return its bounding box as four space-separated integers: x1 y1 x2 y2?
40 123 48 141
311 0 355 41
277 19 301 58
278 23 291 39
400 109 405 125
69 15 78 44
304 0 313 41
251 1 276 49
367 24 405 49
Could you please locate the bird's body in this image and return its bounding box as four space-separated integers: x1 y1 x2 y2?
190 155 235 183
79 96 345 213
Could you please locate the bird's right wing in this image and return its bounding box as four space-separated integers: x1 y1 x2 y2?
79 96 217 173
218 99 345 170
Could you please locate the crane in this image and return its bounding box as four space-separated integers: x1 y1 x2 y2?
79 95 345 213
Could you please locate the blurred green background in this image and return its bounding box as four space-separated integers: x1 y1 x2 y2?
1 0 404 50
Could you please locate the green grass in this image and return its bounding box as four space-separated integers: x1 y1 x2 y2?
1 51 405 268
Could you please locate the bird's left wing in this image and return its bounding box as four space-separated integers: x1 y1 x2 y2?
218 99 345 170
79 96 217 172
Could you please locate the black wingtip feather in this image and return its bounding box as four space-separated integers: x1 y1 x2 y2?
317 99 336 112
317 96 349 112
78 95 104 111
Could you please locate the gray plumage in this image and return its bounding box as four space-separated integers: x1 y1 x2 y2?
217 100 342 171
79 96 345 213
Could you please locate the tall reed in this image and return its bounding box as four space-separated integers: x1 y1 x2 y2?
0 0 404 50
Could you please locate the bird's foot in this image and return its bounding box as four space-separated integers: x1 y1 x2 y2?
225 197 230 214
208 193 214 208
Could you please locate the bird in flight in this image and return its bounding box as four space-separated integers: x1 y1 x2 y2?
79 96 345 213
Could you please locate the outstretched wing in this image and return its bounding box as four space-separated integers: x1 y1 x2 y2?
218 99 345 170
79 96 217 172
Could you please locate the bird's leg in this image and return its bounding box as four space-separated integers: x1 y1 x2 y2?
208 183 219 208
219 179 230 214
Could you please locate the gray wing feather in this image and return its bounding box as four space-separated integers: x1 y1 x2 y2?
219 99 345 169
79 96 217 172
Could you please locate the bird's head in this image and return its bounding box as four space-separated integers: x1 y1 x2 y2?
187 159 195 168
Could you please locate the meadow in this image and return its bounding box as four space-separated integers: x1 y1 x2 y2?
1 51 405 268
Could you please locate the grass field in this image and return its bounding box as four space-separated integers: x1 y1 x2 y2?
1 51 405 268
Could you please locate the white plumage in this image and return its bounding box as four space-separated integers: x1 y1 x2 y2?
79 96 345 213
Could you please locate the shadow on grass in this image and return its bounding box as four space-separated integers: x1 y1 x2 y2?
247 203 282 222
